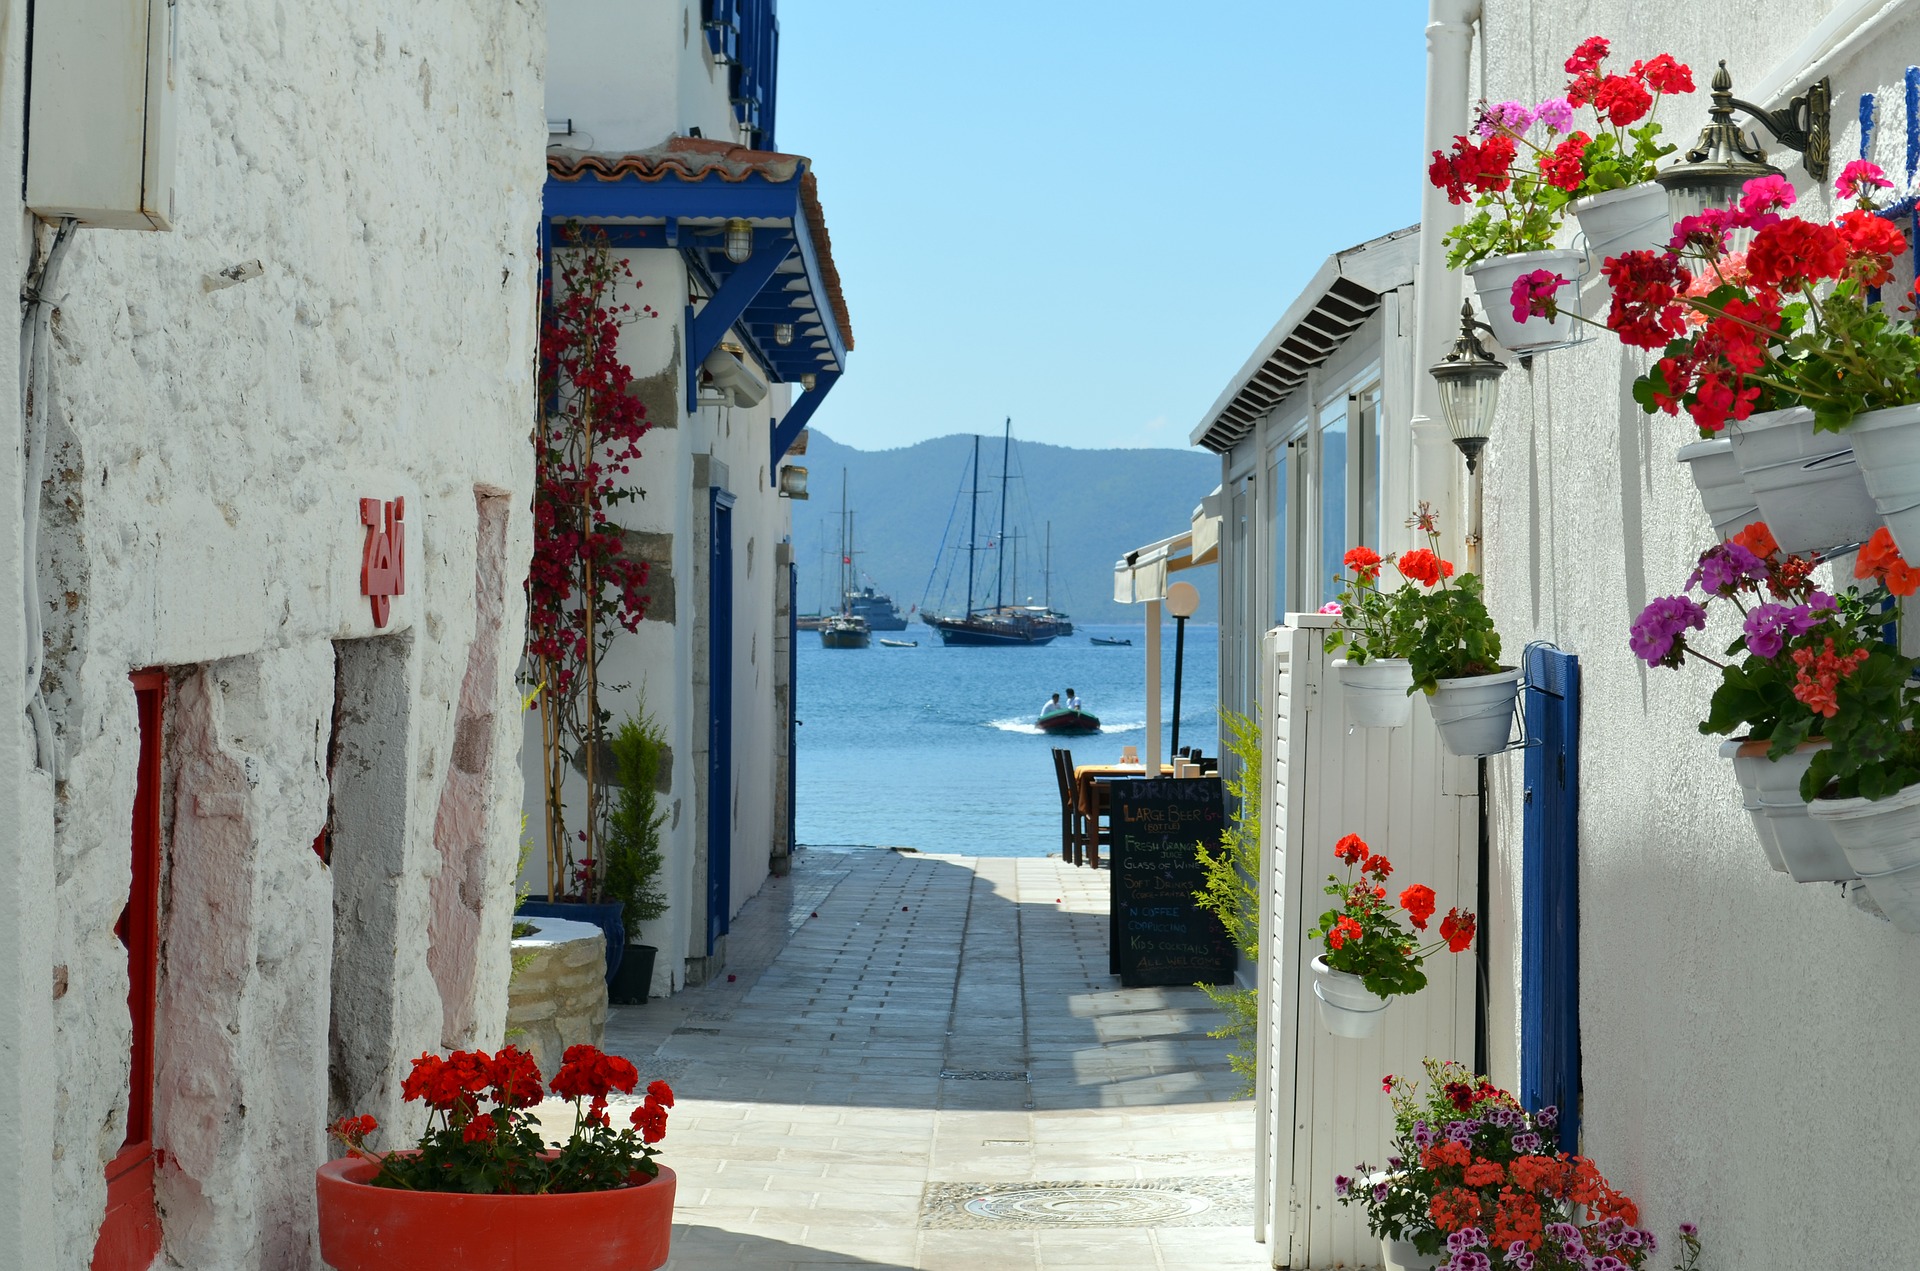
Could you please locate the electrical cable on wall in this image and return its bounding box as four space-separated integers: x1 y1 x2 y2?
19 217 77 778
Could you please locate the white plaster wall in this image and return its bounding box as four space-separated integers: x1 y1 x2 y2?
1474 3 1920 1264
547 0 750 154
6 0 546 1264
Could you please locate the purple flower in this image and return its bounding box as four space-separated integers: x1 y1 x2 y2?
1387 1155 1404 1170
1534 97 1575 133
1743 594 1834 658
1334 1174 1352 1197
1680 1222 1698 1237
1445 1119 1478 1143
1477 100 1537 137
1593 1257 1629 1271
1545 1223 1581 1243
1507 1243 1537 1271
1510 1131 1541 1153
1373 1181 1390 1202
1452 1254 1492 1271
1413 1122 1437 1149
1630 595 1707 668
1536 1105 1558 1128
1644 1230 1660 1252
1688 542 1768 595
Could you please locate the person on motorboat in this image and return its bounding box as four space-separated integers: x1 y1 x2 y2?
1065 688 1082 710
1043 692 1062 713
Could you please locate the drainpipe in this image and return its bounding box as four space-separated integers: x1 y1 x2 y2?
1410 0 1480 558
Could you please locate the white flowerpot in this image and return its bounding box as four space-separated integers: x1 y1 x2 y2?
1808 782 1920 932
1572 181 1674 261
1839 402 1920 561
1722 739 1853 881
1426 667 1522 757
1383 1235 1442 1271
1676 436 1762 543
1335 658 1414 728
1465 249 1585 353
1310 955 1388 1038
1726 406 1880 556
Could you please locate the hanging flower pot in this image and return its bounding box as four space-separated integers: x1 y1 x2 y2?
1334 658 1414 728
317 1157 676 1271
1571 180 1673 261
1837 403 1920 561
1722 739 1853 882
1426 668 1522 757
1466 249 1585 353
1310 955 1390 1038
1726 407 1880 557
1808 782 1920 932
1676 436 1762 542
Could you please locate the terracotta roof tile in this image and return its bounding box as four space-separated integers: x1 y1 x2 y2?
547 138 854 351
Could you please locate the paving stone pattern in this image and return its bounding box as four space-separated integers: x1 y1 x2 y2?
576 846 1270 1270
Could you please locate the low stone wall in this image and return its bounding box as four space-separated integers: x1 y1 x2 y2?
506 917 608 1077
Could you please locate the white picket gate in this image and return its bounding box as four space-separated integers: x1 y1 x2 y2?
1253 616 1479 1269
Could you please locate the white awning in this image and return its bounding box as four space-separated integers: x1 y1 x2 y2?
1112 487 1222 604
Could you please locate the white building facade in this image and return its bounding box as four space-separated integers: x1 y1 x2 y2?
537 0 852 993
2 2 547 1268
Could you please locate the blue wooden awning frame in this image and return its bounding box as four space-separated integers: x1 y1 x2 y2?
542 159 848 483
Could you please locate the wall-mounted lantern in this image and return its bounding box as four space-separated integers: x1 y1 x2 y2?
1657 61 1831 225
724 218 754 264
773 322 794 346
800 372 817 391
1428 302 1506 475
777 466 809 500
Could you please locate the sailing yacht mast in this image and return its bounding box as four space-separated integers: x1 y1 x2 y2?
964 436 980 619
1044 521 1052 610
839 470 850 616
993 417 1011 611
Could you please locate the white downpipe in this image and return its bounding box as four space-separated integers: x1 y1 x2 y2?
1411 0 1480 557
1144 599 1162 773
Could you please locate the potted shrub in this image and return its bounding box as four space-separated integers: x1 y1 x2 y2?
1337 1059 1703 1271
1306 833 1475 1039
318 1045 677 1271
1387 507 1516 756
1325 545 1416 728
603 712 670 1006
1557 37 1696 259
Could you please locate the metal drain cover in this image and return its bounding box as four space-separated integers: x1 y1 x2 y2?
921 1178 1251 1229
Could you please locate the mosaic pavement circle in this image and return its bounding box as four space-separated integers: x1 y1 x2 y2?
921 1177 1253 1229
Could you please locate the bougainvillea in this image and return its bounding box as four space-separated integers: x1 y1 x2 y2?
526 223 657 899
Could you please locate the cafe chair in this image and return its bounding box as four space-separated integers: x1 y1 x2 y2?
1050 747 1083 865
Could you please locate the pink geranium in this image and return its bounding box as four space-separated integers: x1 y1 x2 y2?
1509 268 1569 322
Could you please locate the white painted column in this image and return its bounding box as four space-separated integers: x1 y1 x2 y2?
1144 599 1163 772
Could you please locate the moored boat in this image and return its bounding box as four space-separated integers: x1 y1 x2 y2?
1037 706 1101 734
1089 636 1131 647
820 614 870 648
877 638 917 648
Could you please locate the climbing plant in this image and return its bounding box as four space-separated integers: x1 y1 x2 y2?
525 224 656 901
1193 709 1261 1092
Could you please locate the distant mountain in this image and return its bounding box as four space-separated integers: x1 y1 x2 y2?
792 430 1219 627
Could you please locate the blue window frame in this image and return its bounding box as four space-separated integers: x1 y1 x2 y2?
1521 646 1580 1152
704 0 780 150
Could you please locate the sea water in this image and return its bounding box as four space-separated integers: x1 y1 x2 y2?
795 622 1219 856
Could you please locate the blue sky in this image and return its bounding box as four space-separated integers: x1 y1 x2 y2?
777 2 1429 452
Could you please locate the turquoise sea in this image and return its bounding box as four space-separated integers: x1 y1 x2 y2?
794 622 1219 855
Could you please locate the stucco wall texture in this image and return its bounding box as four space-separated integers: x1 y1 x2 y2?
6 0 546 1266
1476 3 1920 1264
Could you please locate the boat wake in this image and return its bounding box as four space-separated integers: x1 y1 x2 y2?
988 718 1046 735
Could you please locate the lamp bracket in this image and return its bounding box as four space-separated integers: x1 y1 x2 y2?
1727 77 1831 181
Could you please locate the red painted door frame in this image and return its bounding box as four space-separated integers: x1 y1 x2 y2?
92 670 166 1270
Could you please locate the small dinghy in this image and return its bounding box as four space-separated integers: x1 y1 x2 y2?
1089 636 1131 647
1037 705 1100 735
878 638 918 648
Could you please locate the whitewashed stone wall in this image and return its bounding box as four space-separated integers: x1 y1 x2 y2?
1472 4 1920 1265
0 0 546 1266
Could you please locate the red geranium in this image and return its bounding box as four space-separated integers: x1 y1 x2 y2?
1400 884 1436 930
1396 549 1454 587
1440 908 1477 953
1343 545 1384 583
1592 74 1653 126
1312 833 1475 1000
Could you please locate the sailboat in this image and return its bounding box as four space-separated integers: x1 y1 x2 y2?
820 471 871 649
924 420 1067 647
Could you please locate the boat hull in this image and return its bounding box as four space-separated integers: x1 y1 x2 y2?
1089 637 1131 647
925 614 1062 647
819 630 870 648
1037 708 1100 734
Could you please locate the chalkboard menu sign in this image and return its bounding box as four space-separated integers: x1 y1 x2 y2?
1108 777 1236 988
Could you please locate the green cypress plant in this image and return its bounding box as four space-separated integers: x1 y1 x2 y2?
602 712 670 931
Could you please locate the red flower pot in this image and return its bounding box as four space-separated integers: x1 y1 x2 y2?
316 1157 675 1271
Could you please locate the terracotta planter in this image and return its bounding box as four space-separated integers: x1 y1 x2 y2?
1725 407 1879 557
1466 249 1585 353
1334 657 1414 728
316 1157 675 1271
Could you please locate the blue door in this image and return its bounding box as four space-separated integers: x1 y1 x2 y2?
1522 646 1580 1152
708 490 735 954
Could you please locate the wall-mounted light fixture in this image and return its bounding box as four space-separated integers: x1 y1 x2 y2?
724 218 754 264
800 372 817 391
773 322 794 346
778 466 809 499
1657 61 1830 226
1428 301 1506 475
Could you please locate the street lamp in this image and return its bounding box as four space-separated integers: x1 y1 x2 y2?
1166 580 1200 761
1428 301 1506 475
1656 61 1830 229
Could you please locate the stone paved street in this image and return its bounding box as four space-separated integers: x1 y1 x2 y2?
584 846 1270 1270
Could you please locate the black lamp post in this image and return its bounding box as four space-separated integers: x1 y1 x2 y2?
1166 580 1199 760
